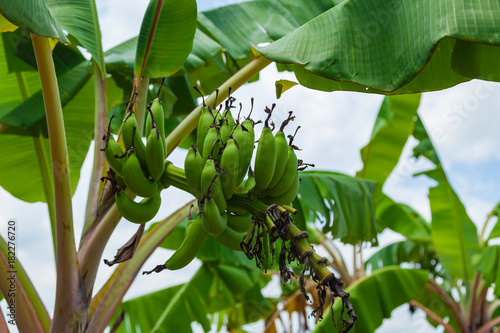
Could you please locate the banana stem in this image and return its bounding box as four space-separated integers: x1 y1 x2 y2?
82 61 108 237
87 200 196 331
0 235 51 332
165 56 272 156
78 203 122 301
31 33 87 331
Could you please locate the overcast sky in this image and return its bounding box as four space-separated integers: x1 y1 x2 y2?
1 1 499 332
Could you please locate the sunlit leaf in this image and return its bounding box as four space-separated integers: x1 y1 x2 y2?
275 79 298 99
0 13 17 32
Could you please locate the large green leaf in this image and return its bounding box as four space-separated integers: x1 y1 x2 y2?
46 0 105 72
376 194 431 242
413 118 481 282
297 171 378 245
112 262 267 332
0 78 90 202
357 94 421 187
365 240 437 273
0 77 122 202
0 35 40 120
135 0 197 78
0 0 68 42
312 267 430 332
256 0 500 94
1 61 90 129
474 245 500 297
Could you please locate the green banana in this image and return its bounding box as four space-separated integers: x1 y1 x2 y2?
219 109 235 144
184 146 204 199
122 112 147 169
202 126 222 162
264 145 298 198
267 131 288 189
253 126 276 190
165 215 208 270
227 213 253 233
150 98 166 157
220 138 239 200
122 150 158 197
263 173 299 205
241 168 256 194
103 134 124 176
146 127 165 181
201 196 227 236
196 106 214 157
215 222 244 251
233 119 255 185
200 159 227 212
115 191 161 224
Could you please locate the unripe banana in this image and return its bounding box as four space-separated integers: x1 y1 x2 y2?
253 126 276 190
219 110 235 144
196 106 214 157
201 196 227 236
263 173 299 206
146 127 165 180
122 112 147 169
165 215 208 270
184 146 204 199
215 222 244 251
227 213 253 233
220 138 239 200
103 134 124 176
267 131 288 189
150 98 166 157
200 159 227 212
241 168 256 194
264 146 298 198
115 191 161 224
122 150 158 197
233 120 254 185
202 126 222 162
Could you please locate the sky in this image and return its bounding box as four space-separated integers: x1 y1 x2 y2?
1 1 500 332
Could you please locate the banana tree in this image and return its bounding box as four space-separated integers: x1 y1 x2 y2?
0 0 499 332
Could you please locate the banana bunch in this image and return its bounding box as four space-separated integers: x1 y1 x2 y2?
102 97 167 224
252 108 300 206
148 96 304 273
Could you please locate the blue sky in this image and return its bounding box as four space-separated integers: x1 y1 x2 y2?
1 1 499 332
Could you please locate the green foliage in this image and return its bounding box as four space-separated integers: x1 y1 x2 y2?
413 118 482 282
375 195 431 242
296 171 378 245
475 245 500 298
